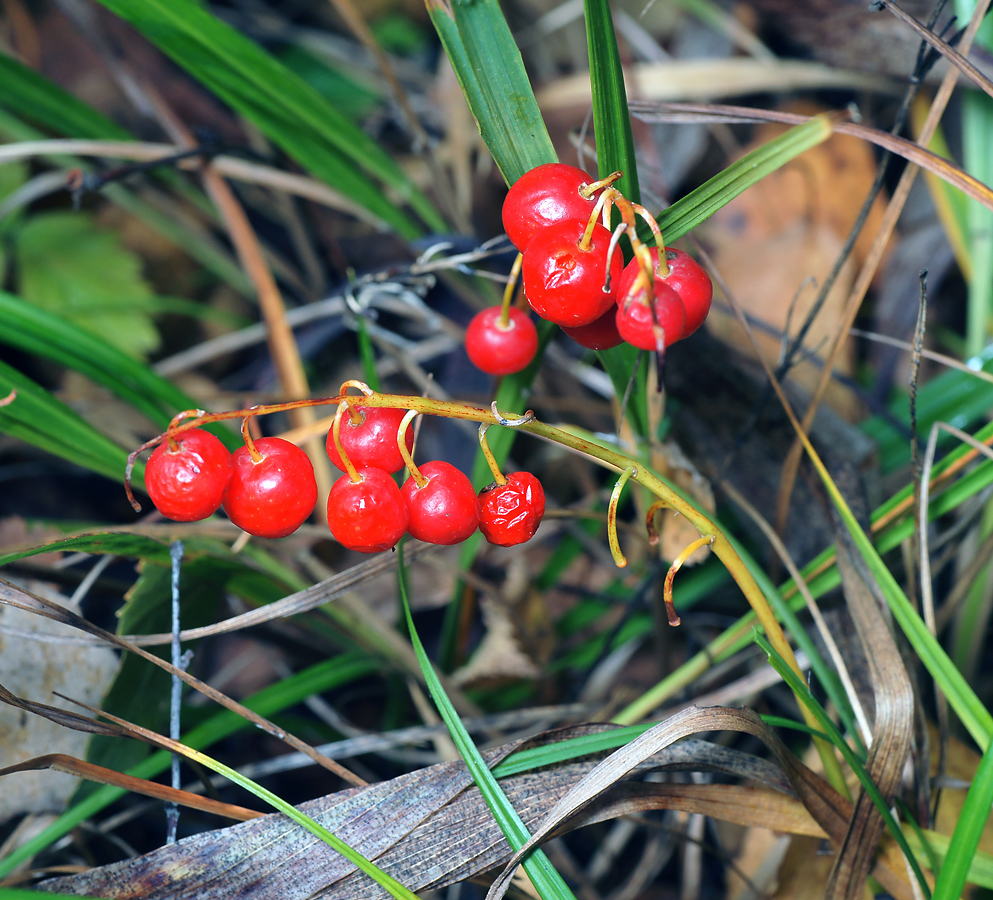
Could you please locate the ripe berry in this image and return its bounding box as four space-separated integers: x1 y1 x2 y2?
145 429 232 522
659 248 713 336
615 261 687 352
502 163 598 252
326 406 415 475
465 307 539 376
561 307 623 350
401 460 480 545
327 467 409 553
478 472 545 546
223 438 317 539
522 219 622 327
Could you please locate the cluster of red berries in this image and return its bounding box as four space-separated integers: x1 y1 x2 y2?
141 394 545 553
464 163 714 375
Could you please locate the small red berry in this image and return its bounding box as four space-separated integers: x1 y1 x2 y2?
326 406 415 475
327 467 409 553
465 307 539 376
522 219 622 327
502 163 599 252
478 472 545 547
561 307 623 350
401 460 480 545
223 438 317 539
660 248 713 336
145 429 232 522
615 262 687 352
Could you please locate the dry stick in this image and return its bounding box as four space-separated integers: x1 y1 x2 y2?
909 271 928 612
873 0 993 102
774 0 993 541
167 540 185 845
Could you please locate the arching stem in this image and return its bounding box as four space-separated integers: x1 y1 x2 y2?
608 466 638 567
579 170 622 199
332 402 362 484
499 253 524 329
645 499 670 546
241 417 262 464
339 379 372 425
478 424 508 486
398 409 428 488
663 535 716 626
604 223 628 294
165 409 207 452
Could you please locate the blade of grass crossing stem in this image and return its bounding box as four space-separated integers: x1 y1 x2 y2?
583 0 639 203
755 633 932 899
153 743 421 900
812 451 993 750
427 0 556 185
356 316 382 393
0 891 112 900
656 116 832 240
0 654 377 878
397 544 577 900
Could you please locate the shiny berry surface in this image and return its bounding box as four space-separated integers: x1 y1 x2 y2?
223 438 317 539
561 307 623 350
145 428 232 522
502 163 597 252
478 472 545 547
615 262 687 352
660 248 713 336
327 467 409 553
522 219 621 327
326 406 415 475
401 460 480 545
465 307 539 376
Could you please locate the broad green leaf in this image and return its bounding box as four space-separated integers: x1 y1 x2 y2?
426 0 556 185
17 212 160 358
279 46 381 121
93 0 443 237
0 359 138 486
0 291 239 446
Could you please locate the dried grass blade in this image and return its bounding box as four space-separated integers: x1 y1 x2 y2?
0 754 261 822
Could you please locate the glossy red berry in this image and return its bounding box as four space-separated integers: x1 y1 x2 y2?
502 163 599 252
561 307 623 350
465 307 539 376
327 467 409 553
615 261 687 352
401 460 480 545
478 472 545 547
223 438 317 539
145 429 232 522
522 219 622 327
326 406 415 475
660 248 713 336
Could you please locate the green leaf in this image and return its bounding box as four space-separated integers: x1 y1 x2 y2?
0 359 137 486
657 116 833 241
427 0 556 185
16 212 160 359
0 52 131 140
398 544 577 900
93 0 443 237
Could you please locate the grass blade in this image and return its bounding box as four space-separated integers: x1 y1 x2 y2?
397 544 577 900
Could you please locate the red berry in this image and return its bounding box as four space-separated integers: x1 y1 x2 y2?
223 438 317 539
326 406 415 475
145 428 232 522
561 307 623 350
502 163 599 252
478 472 545 547
465 307 539 376
327 467 409 553
401 461 480 545
615 262 687 352
522 219 622 327
660 248 713 336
